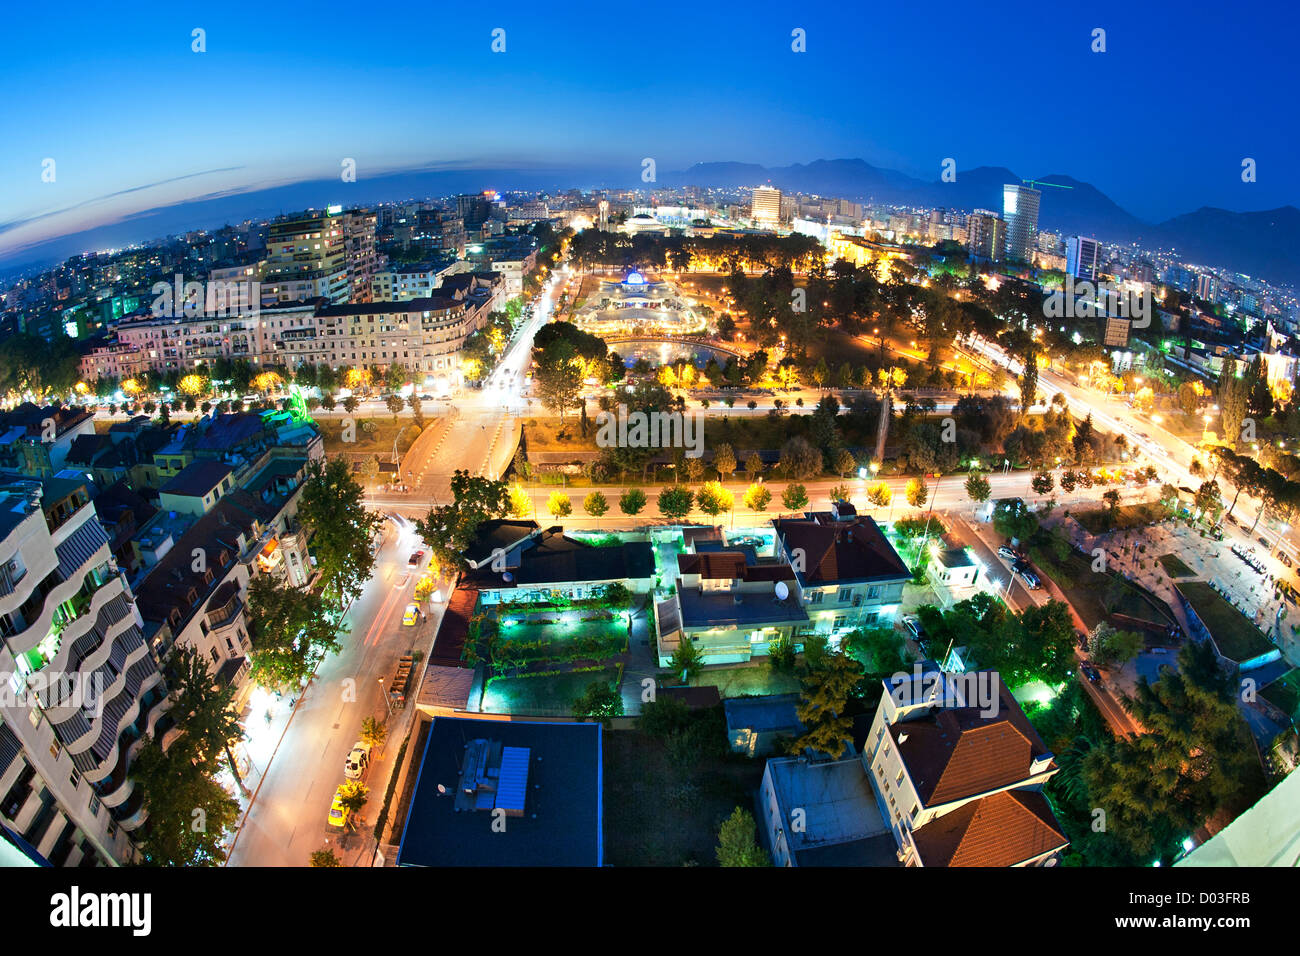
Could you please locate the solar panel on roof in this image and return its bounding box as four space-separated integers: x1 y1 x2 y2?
495 746 530 815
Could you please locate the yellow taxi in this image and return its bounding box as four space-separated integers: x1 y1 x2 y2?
327 786 349 828
402 604 419 626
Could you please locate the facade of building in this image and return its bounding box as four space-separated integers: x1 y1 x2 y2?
343 210 378 304
862 667 1068 866
1066 236 1101 281
966 210 1005 262
1002 185 1041 263
0 476 169 866
751 186 782 225
262 209 348 305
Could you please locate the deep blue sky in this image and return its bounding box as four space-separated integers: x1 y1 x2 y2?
2 0 1295 263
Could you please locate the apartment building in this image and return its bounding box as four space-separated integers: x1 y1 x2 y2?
862 666 1068 866
0 475 169 866
262 208 348 305
772 508 911 641
343 210 378 304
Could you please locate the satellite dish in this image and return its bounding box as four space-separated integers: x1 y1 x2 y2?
775 581 790 601
502 572 514 583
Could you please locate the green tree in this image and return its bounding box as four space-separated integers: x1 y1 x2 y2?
716 807 769 867
713 442 737 481
415 470 510 570
166 645 247 791
781 483 809 512
1031 471 1055 496
310 848 342 867
360 716 388 752
965 470 991 506
658 486 694 521
695 480 734 518
129 736 241 866
297 457 384 605
743 483 772 512
745 451 764 479
792 652 863 759
385 393 404 419
246 577 346 691
572 680 624 723
547 491 572 518
534 338 584 421
905 476 928 509
667 638 705 681
619 487 647 516
583 490 609 526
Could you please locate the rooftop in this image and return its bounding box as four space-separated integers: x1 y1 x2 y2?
396 717 603 867
678 586 808 630
160 459 233 498
766 756 898 867
773 514 910 587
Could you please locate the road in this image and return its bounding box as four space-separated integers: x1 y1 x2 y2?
226 509 449 865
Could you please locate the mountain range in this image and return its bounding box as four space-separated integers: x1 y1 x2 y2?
666 158 1300 288
4 158 1298 289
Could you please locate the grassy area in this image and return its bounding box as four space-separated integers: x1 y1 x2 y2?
1072 501 1169 534
1261 669 1300 721
1157 553 1196 578
686 663 801 698
603 719 764 866
1176 582 1276 663
481 665 621 716
1029 539 1173 632
318 416 425 457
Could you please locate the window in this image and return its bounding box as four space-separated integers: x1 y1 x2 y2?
896 769 905 786
70 769 80 789
837 587 852 603
209 648 220 665
809 591 824 605
89 794 101 817
867 585 881 599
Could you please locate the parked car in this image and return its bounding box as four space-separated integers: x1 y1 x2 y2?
408 550 424 568
902 615 925 643
1020 570 1042 590
402 604 420 626
344 743 371 780
1280 553 1294 568
997 546 1019 561
1259 536 1271 549
328 787 350 828
1081 663 1101 684
1076 630 1089 651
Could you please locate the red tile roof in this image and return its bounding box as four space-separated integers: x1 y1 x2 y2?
909 790 1068 867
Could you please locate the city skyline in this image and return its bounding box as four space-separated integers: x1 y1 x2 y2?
3 0 1297 265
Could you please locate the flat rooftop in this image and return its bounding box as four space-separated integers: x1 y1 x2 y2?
678 588 808 630
396 717 603 867
765 756 899 867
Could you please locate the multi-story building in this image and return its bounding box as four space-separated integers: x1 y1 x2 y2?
751 186 782 226
0 475 169 865
862 666 1068 866
1002 184 1041 263
1066 236 1101 282
370 262 445 302
966 209 1005 262
262 209 348 305
772 507 911 641
343 210 378 304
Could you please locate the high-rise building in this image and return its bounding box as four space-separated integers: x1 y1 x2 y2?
966 209 1005 262
1065 236 1101 282
1002 184 1041 263
263 208 348 304
343 210 378 303
751 186 782 225
1197 273 1219 303
0 476 167 865
456 194 492 230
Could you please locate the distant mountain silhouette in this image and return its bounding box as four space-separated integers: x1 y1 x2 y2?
5 158 1298 288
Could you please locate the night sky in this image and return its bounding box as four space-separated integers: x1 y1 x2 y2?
2 0 1295 262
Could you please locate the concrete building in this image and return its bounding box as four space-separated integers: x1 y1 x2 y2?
1066 236 1101 282
965 209 1005 262
343 210 378 304
772 509 911 641
0 475 169 865
862 666 1068 866
751 186 782 226
1002 185 1041 263
760 755 899 867
262 208 348 305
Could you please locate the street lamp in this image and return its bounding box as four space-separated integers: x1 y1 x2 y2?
379 677 392 717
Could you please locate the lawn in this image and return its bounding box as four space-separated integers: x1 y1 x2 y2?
686 663 801 698
317 415 425 457
1261 669 1300 721
1072 502 1169 534
603 721 765 867
480 665 622 716
1029 540 1174 632
1157 553 1196 578
1175 582 1276 663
